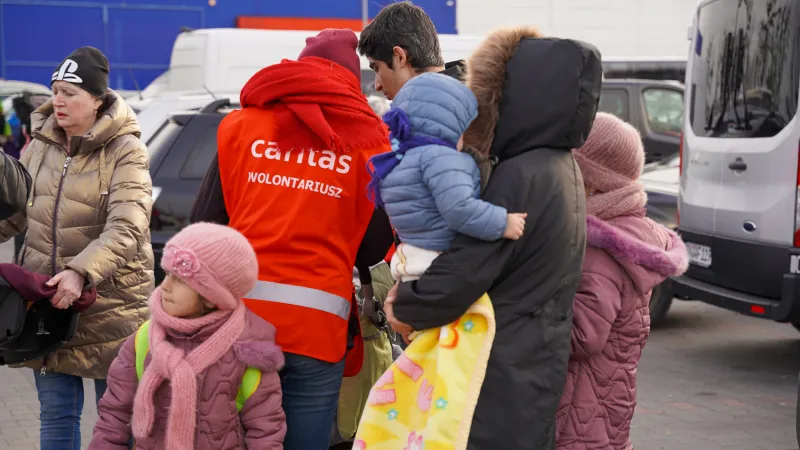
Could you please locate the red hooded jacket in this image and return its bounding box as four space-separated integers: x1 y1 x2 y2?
217 57 391 369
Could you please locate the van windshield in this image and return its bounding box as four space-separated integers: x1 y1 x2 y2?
689 0 800 138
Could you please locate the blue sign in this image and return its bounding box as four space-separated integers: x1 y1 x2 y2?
1 0 457 90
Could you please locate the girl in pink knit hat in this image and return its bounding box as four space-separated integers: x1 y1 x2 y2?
556 113 688 450
88 223 287 450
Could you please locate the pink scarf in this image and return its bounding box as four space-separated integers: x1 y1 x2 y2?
586 182 647 220
132 288 247 450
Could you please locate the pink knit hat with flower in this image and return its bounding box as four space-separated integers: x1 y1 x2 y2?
160 223 258 310
573 112 645 193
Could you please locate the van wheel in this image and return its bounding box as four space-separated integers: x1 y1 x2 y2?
650 281 674 327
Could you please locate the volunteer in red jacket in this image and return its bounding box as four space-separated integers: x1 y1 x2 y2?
190 29 392 449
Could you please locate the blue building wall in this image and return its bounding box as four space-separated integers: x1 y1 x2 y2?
0 0 457 90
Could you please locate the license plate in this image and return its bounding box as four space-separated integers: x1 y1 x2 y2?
686 242 712 268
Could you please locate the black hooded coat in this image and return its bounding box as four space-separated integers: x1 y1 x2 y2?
392 28 603 449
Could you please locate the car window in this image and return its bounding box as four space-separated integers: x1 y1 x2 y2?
643 88 683 136
689 0 800 138
179 126 218 180
598 89 629 121
146 119 182 160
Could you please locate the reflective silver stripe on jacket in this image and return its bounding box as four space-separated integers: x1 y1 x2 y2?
244 280 351 320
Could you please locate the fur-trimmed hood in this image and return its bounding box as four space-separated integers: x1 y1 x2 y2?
587 213 688 294
463 26 603 160
232 310 285 373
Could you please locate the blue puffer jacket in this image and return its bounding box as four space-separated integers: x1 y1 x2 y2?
379 73 507 251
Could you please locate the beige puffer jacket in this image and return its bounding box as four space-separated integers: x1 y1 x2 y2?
0 90 153 379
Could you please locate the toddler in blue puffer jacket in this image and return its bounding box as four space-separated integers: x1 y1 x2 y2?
367 72 526 282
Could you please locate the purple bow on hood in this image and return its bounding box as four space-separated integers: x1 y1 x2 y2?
366 107 457 207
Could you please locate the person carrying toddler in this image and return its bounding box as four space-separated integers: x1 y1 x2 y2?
89 223 286 450
356 72 519 449
367 72 527 283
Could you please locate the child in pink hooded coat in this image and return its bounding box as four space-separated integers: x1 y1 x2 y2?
556 113 688 450
89 223 286 450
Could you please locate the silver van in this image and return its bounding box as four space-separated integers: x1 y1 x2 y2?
671 0 800 325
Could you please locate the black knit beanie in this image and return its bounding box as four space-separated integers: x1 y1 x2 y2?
51 46 109 97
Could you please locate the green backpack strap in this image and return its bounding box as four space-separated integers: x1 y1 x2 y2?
236 367 262 411
134 320 151 380
133 320 262 412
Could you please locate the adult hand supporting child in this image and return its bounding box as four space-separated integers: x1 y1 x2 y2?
385 283 413 343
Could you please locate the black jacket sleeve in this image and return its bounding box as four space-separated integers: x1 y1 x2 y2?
189 154 229 225
0 151 31 222
392 165 527 330
393 235 516 331
354 208 395 285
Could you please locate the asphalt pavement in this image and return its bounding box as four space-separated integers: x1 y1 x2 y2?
0 239 798 449
632 300 798 450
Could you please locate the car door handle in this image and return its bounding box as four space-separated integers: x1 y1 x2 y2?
729 159 747 171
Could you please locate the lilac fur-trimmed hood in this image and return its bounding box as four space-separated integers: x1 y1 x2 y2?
232 310 285 373
586 213 688 293
233 340 284 373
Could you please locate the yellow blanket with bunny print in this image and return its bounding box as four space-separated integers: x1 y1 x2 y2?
353 294 495 450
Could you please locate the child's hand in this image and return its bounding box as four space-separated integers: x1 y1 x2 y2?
503 213 527 240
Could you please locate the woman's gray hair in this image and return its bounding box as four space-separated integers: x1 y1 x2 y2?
367 95 391 117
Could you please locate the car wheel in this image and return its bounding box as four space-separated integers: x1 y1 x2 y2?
650 281 674 327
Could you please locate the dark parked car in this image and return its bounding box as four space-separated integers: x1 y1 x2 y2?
599 79 683 163
146 98 236 283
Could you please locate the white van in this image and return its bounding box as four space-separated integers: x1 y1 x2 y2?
672 0 800 325
129 28 484 111
167 29 335 94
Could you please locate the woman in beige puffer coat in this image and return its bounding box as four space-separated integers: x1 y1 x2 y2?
0 46 153 450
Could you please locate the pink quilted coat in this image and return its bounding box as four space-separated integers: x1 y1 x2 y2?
89 310 286 449
556 211 688 450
